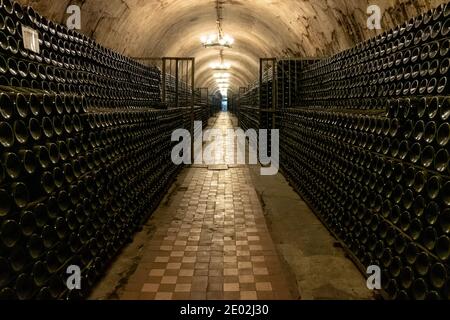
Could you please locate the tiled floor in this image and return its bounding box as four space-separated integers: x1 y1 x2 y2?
119 113 293 300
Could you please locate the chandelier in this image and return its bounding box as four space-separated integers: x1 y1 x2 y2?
214 72 230 79
201 33 234 48
200 1 234 49
210 49 231 70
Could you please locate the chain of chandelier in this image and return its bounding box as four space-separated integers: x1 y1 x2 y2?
200 0 234 96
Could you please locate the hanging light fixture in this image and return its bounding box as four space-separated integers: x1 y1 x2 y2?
200 0 234 48
210 49 231 70
213 72 230 79
210 62 231 70
201 0 234 96
201 33 234 48
216 79 229 85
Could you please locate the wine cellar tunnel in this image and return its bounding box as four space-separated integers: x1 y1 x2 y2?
1 0 450 301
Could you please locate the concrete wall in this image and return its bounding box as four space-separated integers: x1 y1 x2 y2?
16 0 447 90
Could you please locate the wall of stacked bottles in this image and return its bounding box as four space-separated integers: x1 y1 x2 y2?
0 3 163 109
236 85 259 132
193 103 209 140
227 94 236 114
275 59 320 132
193 90 210 124
210 95 222 115
259 67 274 139
163 75 209 131
0 0 190 299
164 74 194 109
280 3 450 300
276 59 320 109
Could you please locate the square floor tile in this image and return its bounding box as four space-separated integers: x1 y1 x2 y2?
256 282 273 291
172 292 190 300
141 283 160 292
147 276 163 283
149 269 165 277
257 292 275 300
195 262 209 270
208 283 223 292
207 292 224 300
179 269 194 277
165 269 180 276
177 276 193 284
191 281 208 291
207 266 222 275
195 269 209 276
182 257 196 263
224 292 240 300
224 256 237 263
121 291 139 300
224 268 238 276
239 275 255 283
240 282 256 291
224 283 240 292
155 292 173 300
175 284 192 292
238 262 252 269
161 276 177 284
251 256 265 262
170 251 184 257
167 263 182 269
191 292 207 300
155 257 170 263
240 291 257 300
139 292 156 300
253 268 269 275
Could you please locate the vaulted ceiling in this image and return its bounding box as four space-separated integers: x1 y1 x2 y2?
17 0 446 93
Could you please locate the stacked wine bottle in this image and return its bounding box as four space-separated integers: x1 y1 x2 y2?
276 59 319 110
0 0 163 109
281 98 450 299
0 90 190 300
298 3 450 109
0 0 195 299
236 85 259 132
280 2 450 299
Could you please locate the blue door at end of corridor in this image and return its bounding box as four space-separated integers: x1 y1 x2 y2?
222 99 228 112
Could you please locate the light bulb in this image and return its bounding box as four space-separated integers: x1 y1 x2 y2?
215 73 230 78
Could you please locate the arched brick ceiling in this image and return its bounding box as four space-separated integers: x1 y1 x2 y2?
17 0 446 92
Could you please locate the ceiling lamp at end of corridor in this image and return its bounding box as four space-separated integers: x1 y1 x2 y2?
200 34 234 48
210 61 231 70
219 87 228 96
216 78 229 84
214 72 231 79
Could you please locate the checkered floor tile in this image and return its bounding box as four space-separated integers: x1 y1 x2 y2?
119 114 293 300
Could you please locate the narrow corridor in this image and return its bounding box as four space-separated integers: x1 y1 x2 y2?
95 113 293 300
90 113 370 300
